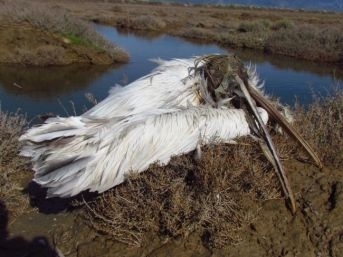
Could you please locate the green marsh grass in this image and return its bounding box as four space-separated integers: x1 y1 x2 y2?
0 0 129 63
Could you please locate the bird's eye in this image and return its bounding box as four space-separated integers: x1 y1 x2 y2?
229 79 239 88
221 77 239 93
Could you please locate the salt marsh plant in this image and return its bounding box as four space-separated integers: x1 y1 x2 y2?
0 0 129 63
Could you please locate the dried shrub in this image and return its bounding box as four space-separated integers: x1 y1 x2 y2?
292 85 343 167
265 25 343 62
0 110 29 218
117 15 166 31
111 5 123 12
12 45 66 66
237 21 269 33
179 27 217 41
271 19 294 30
81 139 281 248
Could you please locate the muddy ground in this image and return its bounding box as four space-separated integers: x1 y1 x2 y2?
1 149 343 257
0 132 343 257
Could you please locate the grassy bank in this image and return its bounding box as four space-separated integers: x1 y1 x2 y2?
119 4 343 64
0 0 129 66
45 1 343 65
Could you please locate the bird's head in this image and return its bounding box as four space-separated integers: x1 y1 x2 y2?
195 54 253 108
195 54 322 213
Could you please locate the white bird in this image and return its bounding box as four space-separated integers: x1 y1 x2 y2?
19 54 322 212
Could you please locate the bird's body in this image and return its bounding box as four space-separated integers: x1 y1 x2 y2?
21 106 267 197
20 54 321 211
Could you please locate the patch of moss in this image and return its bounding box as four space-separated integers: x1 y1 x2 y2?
64 33 90 46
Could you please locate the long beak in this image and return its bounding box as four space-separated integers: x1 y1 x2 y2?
235 75 296 213
247 86 323 169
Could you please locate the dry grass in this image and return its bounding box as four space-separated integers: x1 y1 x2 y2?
265 25 343 62
117 15 166 31
81 88 343 249
0 110 29 219
81 140 281 248
12 45 66 67
293 86 343 167
237 20 270 33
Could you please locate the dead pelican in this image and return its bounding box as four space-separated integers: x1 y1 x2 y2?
19 54 322 212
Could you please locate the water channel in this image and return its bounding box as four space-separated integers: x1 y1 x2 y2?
0 24 342 121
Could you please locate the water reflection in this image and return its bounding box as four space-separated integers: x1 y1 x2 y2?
236 48 343 79
0 64 128 118
0 64 115 99
234 48 342 104
96 24 342 105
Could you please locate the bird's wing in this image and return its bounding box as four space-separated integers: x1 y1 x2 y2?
25 107 253 197
83 58 202 119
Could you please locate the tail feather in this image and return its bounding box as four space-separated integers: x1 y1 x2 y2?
44 171 85 198
34 155 80 176
20 116 100 197
19 116 86 142
35 157 90 186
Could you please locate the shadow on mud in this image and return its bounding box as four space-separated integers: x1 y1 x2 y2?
0 200 58 257
25 181 97 214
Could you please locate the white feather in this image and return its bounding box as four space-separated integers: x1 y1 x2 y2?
19 56 272 197
30 107 268 197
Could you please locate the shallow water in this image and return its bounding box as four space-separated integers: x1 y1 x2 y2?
162 0 343 12
0 24 342 120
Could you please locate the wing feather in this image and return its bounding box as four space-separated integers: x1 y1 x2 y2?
84 58 201 119
30 107 255 197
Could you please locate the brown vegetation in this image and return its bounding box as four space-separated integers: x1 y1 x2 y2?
0 0 129 66
294 87 343 167
82 142 279 248
0 111 29 219
80 86 343 251
2 0 342 65
265 25 343 62
43 0 343 64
